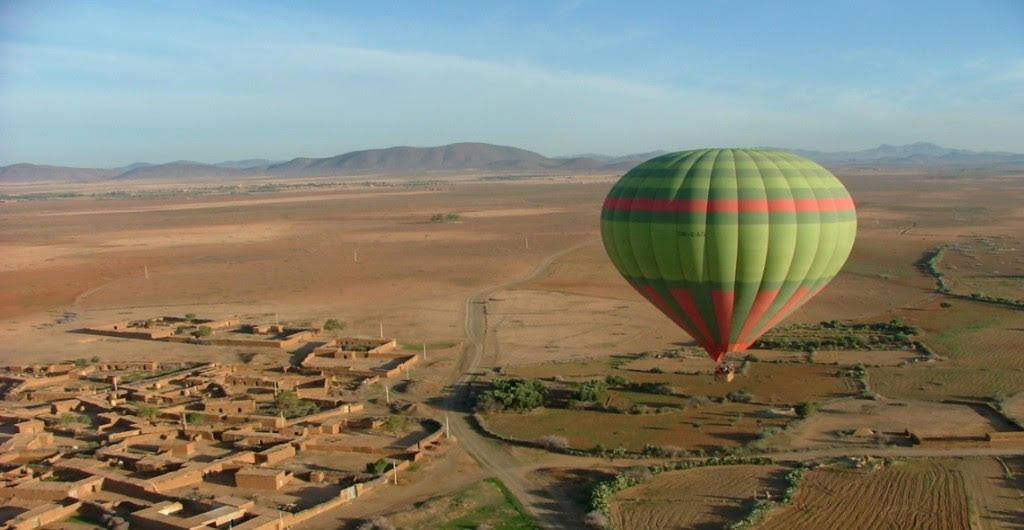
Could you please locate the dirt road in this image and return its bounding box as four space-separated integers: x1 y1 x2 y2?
444 238 600 529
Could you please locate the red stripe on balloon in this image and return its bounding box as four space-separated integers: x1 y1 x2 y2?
746 284 826 345
638 284 702 343
669 288 715 347
735 289 781 345
602 196 854 213
711 290 735 349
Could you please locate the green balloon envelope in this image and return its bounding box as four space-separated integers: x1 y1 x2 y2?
601 148 857 363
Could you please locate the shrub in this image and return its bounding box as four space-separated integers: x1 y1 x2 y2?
365 458 390 475
73 358 88 367
185 412 204 425
796 402 818 418
726 389 753 403
58 412 89 425
475 378 547 412
184 312 196 321
576 379 609 402
272 390 319 418
194 325 213 338
380 415 415 434
605 374 627 387
323 319 345 331
536 435 569 450
134 402 159 419
89 356 100 363
940 301 952 308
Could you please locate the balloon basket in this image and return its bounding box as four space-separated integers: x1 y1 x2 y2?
714 371 735 383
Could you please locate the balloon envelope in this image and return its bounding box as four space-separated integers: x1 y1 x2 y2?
601 148 857 363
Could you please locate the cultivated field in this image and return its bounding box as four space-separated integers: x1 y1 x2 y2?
758 460 971 530
482 402 790 452
609 464 788 530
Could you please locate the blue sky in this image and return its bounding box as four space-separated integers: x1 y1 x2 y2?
1 1 1022 167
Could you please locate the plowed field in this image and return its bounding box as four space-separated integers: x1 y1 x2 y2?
758 460 969 530
609 464 787 530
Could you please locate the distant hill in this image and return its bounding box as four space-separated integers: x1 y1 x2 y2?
3 142 1022 184
214 158 282 169
114 161 249 180
783 142 1024 169
556 150 668 164
0 163 117 183
268 143 558 175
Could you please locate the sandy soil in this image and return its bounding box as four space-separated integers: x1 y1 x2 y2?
784 399 1009 448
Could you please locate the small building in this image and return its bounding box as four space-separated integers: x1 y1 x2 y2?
234 467 291 490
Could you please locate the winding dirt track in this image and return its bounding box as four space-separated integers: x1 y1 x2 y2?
444 238 600 529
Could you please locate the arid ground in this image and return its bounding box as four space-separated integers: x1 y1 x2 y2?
2 168 1023 529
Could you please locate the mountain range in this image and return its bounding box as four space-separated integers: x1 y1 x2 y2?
2 142 1022 184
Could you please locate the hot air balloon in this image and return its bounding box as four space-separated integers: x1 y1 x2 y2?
601 148 856 374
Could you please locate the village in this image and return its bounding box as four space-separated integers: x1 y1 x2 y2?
0 316 447 529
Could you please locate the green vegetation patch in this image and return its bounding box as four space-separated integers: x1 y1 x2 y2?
754 320 921 352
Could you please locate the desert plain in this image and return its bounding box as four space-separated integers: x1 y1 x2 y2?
1 166 1023 529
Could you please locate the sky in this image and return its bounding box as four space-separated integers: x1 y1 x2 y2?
1 0 1022 167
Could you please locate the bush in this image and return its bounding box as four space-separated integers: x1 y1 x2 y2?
272 390 319 418
323 319 345 331
605 375 627 387
73 358 88 367
940 301 952 308
536 435 569 450
726 389 753 403
475 378 547 412
194 325 213 338
796 402 818 418
365 458 390 475
89 356 100 363
185 412 204 425
576 379 609 402
380 415 415 434
184 312 196 321
58 412 89 425
134 402 159 419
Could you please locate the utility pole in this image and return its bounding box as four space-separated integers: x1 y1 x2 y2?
144 265 149 279
384 384 390 404
445 414 450 439
422 342 427 361
391 459 398 484
379 321 384 339
524 236 529 249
